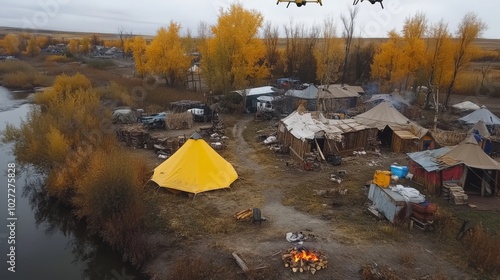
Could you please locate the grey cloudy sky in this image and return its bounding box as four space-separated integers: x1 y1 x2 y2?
0 0 498 38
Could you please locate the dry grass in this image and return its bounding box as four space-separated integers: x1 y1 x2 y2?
2 71 53 89
464 224 500 273
45 55 73 63
397 252 416 268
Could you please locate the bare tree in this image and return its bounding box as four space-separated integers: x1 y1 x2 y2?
262 21 281 82
315 15 343 87
283 20 319 83
443 12 487 109
340 7 359 86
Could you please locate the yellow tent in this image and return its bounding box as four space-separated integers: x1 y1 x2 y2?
151 132 238 194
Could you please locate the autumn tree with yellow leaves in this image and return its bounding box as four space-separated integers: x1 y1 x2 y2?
423 20 453 109
371 30 407 90
146 22 190 87
1 34 20 55
315 16 343 87
25 36 41 57
199 3 268 93
126 36 148 78
2 73 151 264
443 12 487 108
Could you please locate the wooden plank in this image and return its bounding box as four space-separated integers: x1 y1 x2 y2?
314 138 326 161
232 252 250 273
289 146 304 162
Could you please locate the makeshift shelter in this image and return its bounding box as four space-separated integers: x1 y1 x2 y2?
232 86 280 113
459 107 500 126
277 105 377 161
407 147 462 194
317 84 361 114
354 101 434 153
437 135 500 196
282 84 319 112
451 101 480 114
151 132 238 194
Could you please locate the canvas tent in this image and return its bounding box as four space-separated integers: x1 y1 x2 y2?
151 132 238 194
437 135 500 196
459 107 500 126
354 101 433 153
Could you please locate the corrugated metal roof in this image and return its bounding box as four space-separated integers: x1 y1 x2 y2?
317 84 360 99
233 86 277 97
407 147 453 172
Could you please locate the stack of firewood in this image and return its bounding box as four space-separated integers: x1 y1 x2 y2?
234 209 253 221
281 247 327 274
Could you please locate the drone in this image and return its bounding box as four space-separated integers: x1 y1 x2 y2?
353 0 384 9
276 0 323 8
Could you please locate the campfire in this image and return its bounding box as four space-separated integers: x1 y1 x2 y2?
282 247 328 274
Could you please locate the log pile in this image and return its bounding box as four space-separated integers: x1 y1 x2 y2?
281 247 327 274
234 209 253 221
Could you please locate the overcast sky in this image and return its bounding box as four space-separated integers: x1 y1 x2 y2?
1 0 498 38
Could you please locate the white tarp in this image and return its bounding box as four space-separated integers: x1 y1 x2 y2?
452 101 480 111
281 110 342 141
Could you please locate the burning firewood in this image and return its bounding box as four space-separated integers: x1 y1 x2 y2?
281 247 327 274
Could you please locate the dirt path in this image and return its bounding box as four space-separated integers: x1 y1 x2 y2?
225 116 474 279
145 116 477 280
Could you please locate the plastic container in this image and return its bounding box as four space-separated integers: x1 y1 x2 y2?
390 165 409 178
373 170 391 187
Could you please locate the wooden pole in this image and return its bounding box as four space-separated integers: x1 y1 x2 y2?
232 252 250 273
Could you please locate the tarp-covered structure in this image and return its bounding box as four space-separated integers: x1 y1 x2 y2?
277 105 377 161
317 84 362 114
232 86 280 113
437 135 500 196
451 101 480 114
280 84 319 112
354 101 434 153
469 120 500 156
151 132 238 194
407 147 462 194
459 107 500 126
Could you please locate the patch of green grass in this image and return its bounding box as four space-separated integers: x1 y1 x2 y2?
85 59 116 69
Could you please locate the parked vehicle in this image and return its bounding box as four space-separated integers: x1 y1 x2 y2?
141 112 167 129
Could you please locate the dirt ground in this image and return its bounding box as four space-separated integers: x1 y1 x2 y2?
139 115 486 280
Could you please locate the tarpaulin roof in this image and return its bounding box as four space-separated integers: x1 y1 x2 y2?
459 108 500 125
317 84 361 99
318 116 371 133
364 92 410 107
439 134 500 170
451 101 480 111
280 107 343 141
285 84 319 100
233 86 278 97
407 147 453 172
151 132 238 194
354 101 411 129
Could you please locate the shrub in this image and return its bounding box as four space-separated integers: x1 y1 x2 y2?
97 81 136 107
0 60 34 75
45 55 73 63
2 71 53 89
86 59 116 69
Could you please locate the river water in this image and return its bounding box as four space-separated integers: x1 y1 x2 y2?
0 86 148 280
